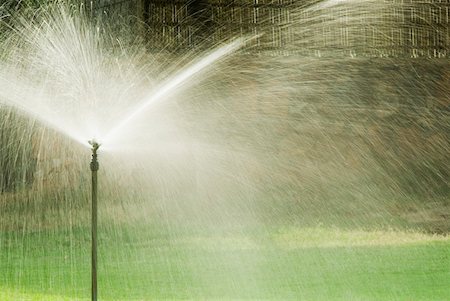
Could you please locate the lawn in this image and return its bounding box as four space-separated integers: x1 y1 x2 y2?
1 226 449 300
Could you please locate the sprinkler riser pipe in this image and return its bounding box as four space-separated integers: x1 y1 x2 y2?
89 141 100 301
91 166 97 301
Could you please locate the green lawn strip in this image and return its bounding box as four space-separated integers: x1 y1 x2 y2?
1 227 449 300
0 288 89 301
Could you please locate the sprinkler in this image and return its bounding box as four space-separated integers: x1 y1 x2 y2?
88 139 100 301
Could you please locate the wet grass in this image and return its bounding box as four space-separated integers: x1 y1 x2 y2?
1 225 449 300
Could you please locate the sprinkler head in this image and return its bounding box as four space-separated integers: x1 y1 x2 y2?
89 139 100 172
88 139 101 152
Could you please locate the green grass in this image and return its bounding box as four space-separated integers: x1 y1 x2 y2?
1 226 449 300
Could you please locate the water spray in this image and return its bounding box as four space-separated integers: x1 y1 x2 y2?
88 139 100 301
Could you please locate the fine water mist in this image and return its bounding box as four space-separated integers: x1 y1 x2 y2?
0 1 449 300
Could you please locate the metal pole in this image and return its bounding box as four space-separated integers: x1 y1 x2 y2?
89 140 100 301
